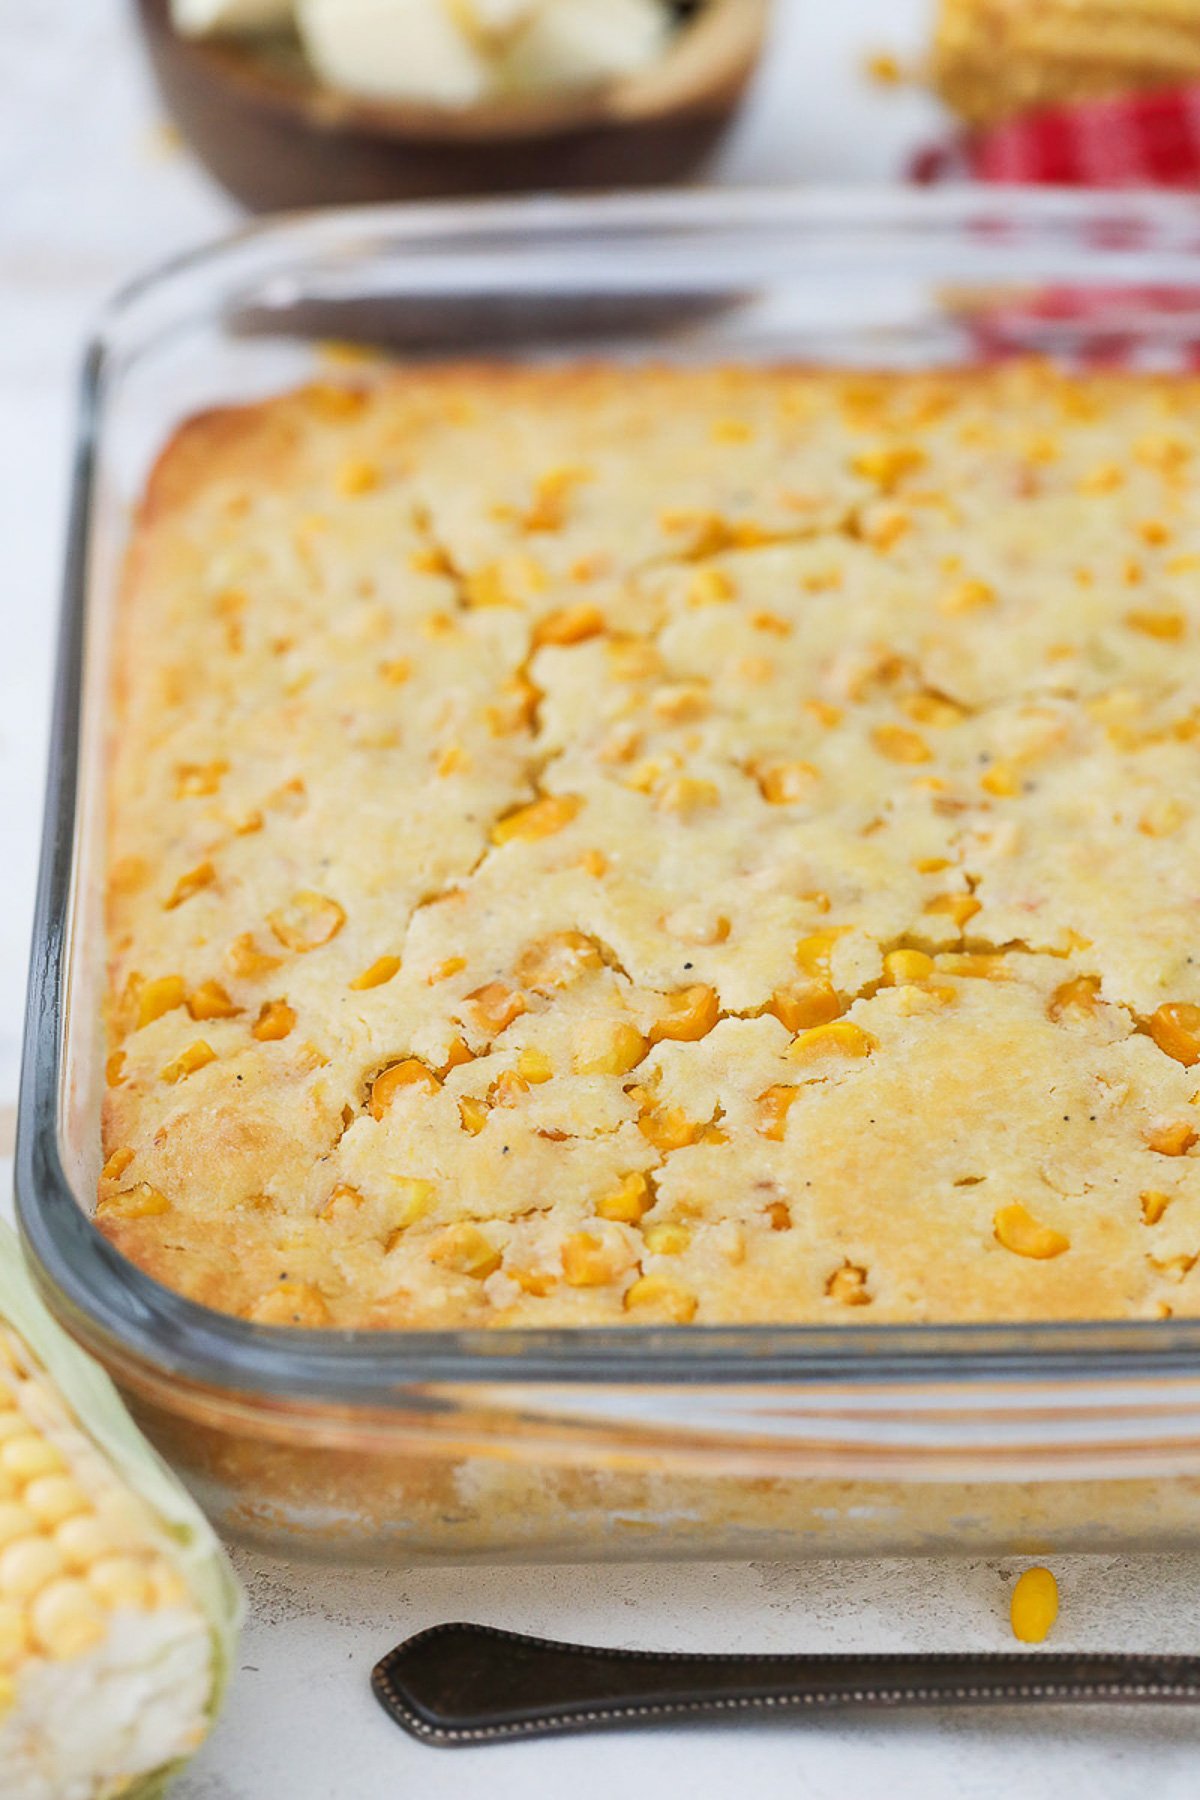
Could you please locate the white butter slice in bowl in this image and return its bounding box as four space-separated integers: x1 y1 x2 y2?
296 0 493 106
171 0 295 36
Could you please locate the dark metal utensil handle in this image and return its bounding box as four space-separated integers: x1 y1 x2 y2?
372 1623 1200 1747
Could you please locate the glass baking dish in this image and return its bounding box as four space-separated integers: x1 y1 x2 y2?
18 188 1200 1561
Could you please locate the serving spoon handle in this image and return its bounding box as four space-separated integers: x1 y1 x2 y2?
372 1623 1200 1747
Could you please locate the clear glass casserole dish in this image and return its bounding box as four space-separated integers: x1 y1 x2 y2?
18 187 1200 1562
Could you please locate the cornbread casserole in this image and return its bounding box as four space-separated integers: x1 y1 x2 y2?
99 360 1200 1331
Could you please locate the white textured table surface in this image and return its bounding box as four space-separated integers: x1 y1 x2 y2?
3 6 1200 1798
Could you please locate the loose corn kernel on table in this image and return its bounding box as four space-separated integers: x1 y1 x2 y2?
9 3 1200 1798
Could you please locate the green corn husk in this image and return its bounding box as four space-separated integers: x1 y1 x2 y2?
0 1221 242 1799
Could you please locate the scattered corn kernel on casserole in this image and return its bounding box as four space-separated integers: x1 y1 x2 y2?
99 360 1200 1330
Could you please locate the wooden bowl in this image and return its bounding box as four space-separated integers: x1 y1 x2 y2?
134 0 770 210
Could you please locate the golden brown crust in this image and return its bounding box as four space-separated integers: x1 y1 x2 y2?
99 359 1200 1329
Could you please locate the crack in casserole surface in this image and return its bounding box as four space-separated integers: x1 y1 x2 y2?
99 361 1200 1329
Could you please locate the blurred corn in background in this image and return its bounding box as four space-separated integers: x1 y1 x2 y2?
934 0 1200 125
0 1224 240 1799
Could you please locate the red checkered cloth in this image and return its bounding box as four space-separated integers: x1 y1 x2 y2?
913 81 1200 187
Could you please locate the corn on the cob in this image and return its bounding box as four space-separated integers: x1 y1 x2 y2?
933 0 1200 127
0 1224 240 1800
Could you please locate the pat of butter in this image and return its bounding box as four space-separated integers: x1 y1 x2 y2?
296 0 492 106
502 0 672 92
171 0 295 35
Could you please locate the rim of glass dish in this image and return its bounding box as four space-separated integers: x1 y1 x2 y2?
18 186 1200 1406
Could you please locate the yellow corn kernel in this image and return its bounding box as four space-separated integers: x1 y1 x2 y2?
385 1179 436 1239
573 1021 648 1076
187 979 240 1021
795 929 848 978
430 1225 502 1281
370 1059 441 1119
895 981 956 1016
164 862 214 911
492 794 582 846
350 955 401 991
771 984 844 1032
135 976 186 1030
939 952 1009 980
1141 1190 1172 1226
637 1105 701 1152
582 850 608 880
1049 975 1100 1020
559 1232 620 1287
96 1184 170 1222
175 759 228 799
685 568 735 607
756 761 819 804
655 777 720 817
516 1048 553 1084
1140 798 1188 838
1127 609 1185 641
1079 462 1123 495
652 684 710 726
644 1223 691 1256
428 956 467 985
504 1266 553 1297
99 1147 134 1184
0 1537 66 1603
379 657 412 685
925 893 981 929
852 444 925 487
268 890 345 953
596 1173 652 1224
515 931 601 992
756 1085 800 1141
467 982 527 1035
105 1052 126 1087
624 1276 697 1323
226 933 282 978
251 1000 296 1043
533 604 605 648
436 743 470 778
86 1555 154 1611
903 692 966 728
649 985 720 1045
489 1070 530 1107
993 1203 1070 1260
1148 1120 1198 1157
525 465 591 533
787 1021 877 1066
940 577 995 616
160 1042 216 1084
29 1578 105 1660
335 457 378 496
20 1477 86 1532
884 952 935 992
1148 1002 1200 1067
981 763 1021 798
440 1036 475 1076
662 908 730 947
737 655 775 684
458 1096 489 1136
826 1262 871 1305
872 724 932 765
247 1281 331 1326
319 1183 363 1222
804 701 842 732
1010 1567 1059 1644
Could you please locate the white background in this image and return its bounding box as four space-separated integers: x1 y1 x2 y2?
3 4 1200 1796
